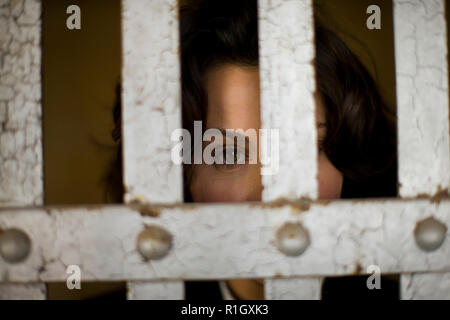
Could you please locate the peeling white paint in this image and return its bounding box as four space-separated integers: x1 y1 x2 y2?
401 272 450 299
265 277 322 300
394 0 450 197
0 283 46 300
0 0 43 206
0 0 45 300
0 199 448 282
259 0 318 201
121 0 184 298
121 0 183 204
127 280 184 300
258 0 320 299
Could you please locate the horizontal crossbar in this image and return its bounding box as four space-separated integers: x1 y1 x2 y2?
0 198 448 282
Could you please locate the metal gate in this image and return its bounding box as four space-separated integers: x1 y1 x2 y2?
0 0 449 300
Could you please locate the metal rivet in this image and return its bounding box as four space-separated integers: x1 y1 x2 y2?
0 228 31 263
414 217 447 252
137 225 173 260
275 222 310 257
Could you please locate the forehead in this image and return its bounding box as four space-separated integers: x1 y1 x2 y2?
204 64 260 130
203 63 326 130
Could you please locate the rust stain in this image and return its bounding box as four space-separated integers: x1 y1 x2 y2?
153 106 165 113
42 204 108 214
353 262 362 275
256 197 312 213
127 198 197 217
430 186 450 204
316 199 332 206
291 198 312 213
273 271 283 278
128 199 161 217
411 185 450 204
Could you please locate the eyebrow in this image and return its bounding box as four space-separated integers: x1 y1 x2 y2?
204 128 252 140
204 128 252 151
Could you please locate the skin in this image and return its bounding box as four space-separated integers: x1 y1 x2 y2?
190 64 343 299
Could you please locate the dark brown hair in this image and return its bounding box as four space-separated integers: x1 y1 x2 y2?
107 0 397 202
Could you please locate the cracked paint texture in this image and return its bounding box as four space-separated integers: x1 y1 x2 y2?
394 0 450 197
259 0 318 201
394 0 450 299
265 277 321 300
258 0 318 298
401 272 450 299
0 199 448 282
0 0 45 299
0 283 46 299
127 281 184 300
121 0 183 204
0 0 43 206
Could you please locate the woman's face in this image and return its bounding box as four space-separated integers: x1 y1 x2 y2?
190 63 343 202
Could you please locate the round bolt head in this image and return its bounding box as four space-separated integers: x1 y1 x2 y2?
275 222 310 257
137 225 173 260
414 217 447 252
0 228 31 263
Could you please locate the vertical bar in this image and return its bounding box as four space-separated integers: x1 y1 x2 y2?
0 0 43 206
121 0 184 299
259 0 318 201
0 0 46 299
265 277 322 300
258 0 320 299
394 0 450 198
127 281 184 300
0 283 46 300
401 272 450 300
394 0 450 299
122 0 183 204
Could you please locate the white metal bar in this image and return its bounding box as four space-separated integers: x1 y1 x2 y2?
394 0 450 299
0 0 46 300
0 0 43 206
401 272 450 300
0 199 447 282
258 0 318 201
0 283 46 300
127 281 184 300
394 0 450 198
121 0 184 299
258 0 319 299
121 0 183 204
265 277 322 300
